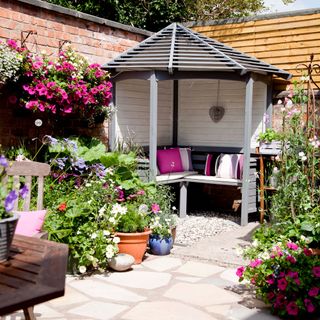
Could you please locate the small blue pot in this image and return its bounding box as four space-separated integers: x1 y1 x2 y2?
149 235 173 255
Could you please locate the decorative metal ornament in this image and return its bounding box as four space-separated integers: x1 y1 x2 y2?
209 106 225 123
34 119 43 127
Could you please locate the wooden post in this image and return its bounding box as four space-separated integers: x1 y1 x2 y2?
179 181 188 218
149 72 158 180
241 75 254 226
172 80 179 146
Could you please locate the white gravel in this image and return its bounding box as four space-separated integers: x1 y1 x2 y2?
174 211 240 246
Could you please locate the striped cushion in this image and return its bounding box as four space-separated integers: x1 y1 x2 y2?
179 148 193 171
216 154 244 179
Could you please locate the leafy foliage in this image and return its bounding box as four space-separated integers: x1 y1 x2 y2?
45 0 295 31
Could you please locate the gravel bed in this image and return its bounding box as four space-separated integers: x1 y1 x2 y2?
174 211 241 246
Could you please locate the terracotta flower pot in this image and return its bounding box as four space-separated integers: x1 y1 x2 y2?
116 229 152 264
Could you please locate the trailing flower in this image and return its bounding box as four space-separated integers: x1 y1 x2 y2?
4 39 113 125
0 40 24 85
237 241 320 318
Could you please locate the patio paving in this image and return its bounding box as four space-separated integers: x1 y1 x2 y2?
1 222 281 320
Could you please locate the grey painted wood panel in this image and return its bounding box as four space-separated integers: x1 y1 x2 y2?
178 79 266 147
116 80 173 146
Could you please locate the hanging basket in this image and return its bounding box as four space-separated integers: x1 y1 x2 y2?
0 213 19 262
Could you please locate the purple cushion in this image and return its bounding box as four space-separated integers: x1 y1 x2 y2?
14 210 47 237
157 148 183 174
179 148 193 171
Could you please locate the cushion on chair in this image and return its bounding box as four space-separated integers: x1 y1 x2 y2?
157 148 183 174
216 154 244 179
179 148 193 171
205 154 215 176
14 210 47 237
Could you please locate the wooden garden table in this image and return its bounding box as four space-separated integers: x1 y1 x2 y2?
0 235 68 319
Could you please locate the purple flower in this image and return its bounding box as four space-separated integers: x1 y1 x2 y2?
0 155 8 168
71 158 87 172
286 301 299 316
19 185 28 199
4 191 18 212
90 163 106 179
51 158 67 170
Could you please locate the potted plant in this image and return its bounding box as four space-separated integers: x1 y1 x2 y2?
258 128 282 155
149 205 175 255
0 155 27 262
114 203 151 264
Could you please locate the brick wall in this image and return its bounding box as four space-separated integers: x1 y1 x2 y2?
0 0 150 150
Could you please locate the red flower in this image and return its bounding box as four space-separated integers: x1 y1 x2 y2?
308 287 319 297
286 301 299 316
277 278 288 291
304 299 316 313
58 202 67 211
312 266 320 278
303 248 312 256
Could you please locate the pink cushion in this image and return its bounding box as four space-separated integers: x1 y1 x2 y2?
205 154 214 176
14 210 47 237
157 148 183 174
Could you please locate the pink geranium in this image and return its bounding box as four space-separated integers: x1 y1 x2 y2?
249 258 263 268
236 266 244 277
312 266 320 278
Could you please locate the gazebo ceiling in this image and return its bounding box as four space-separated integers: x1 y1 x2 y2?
104 23 291 80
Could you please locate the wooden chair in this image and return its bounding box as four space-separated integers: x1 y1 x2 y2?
3 160 50 320
4 160 50 211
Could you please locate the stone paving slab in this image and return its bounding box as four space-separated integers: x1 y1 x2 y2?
1 240 282 320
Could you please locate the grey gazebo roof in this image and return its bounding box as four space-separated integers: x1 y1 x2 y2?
105 23 291 80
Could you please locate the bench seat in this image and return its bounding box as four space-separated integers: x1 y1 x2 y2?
185 175 242 186
156 171 198 183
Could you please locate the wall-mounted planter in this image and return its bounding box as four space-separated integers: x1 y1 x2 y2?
259 141 282 155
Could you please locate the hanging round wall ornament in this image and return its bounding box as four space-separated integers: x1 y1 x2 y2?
209 80 225 123
209 106 225 123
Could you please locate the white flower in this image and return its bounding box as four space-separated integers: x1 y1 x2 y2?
138 204 148 214
109 217 115 223
301 155 307 162
111 203 127 215
103 230 110 236
298 151 305 157
172 206 177 211
79 266 86 274
99 206 106 216
113 236 120 244
91 233 97 239
105 168 113 175
252 239 259 247
106 251 114 259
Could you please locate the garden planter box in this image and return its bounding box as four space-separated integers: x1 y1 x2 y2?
259 141 282 155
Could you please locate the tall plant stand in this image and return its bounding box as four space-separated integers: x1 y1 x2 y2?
258 148 277 223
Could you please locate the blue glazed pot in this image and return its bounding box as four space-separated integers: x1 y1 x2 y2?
149 235 173 255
